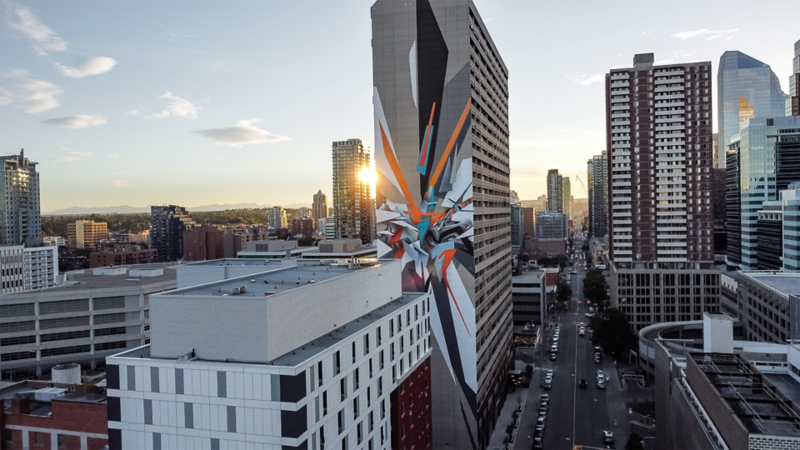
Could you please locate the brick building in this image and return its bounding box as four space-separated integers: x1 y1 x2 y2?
89 244 156 268
182 225 225 262
390 358 432 450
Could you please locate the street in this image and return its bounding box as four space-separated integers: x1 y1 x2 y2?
515 247 628 450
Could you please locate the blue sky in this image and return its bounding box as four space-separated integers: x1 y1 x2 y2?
1 1 797 212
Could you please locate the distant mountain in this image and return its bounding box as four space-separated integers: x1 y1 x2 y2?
43 205 149 215
189 202 268 211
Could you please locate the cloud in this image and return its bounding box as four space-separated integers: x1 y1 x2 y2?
8 4 67 56
41 115 106 129
55 56 117 78
194 119 289 147
1 69 63 113
152 91 199 119
127 110 139 116
110 180 131 188
54 150 92 163
107 154 120 158
575 74 605 86
671 28 738 40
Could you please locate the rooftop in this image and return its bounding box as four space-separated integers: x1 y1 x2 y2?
163 259 380 298
183 258 284 267
4 263 177 296
738 271 800 298
1 380 106 417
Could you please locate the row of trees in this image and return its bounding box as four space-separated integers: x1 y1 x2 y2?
583 268 608 308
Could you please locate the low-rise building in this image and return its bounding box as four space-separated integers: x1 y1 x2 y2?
0 264 176 380
1 245 24 295
23 245 58 291
737 271 800 343
89 244 157 268
42 236 66 247
1 378 108 450
524 237 566 256
106 259 432 450
511 270 547 326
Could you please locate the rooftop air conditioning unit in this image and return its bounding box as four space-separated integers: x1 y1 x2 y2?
232 286 240 295
239 285 247 293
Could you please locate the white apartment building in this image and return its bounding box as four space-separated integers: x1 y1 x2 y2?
107 259 432 450
23 245 58 291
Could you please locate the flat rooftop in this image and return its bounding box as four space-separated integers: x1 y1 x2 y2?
739 271 800 297
183 258 282 267
163 259 382 298
4 263 177 296
1 381 106 417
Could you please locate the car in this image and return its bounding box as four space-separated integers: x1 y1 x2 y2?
550 345 558 353
539 405 548 415
595 346 602 353
579 328 585 336
533 437 544 449
543 380 552 390
570 270 577 274
537 416 546 427
602 431 614 444
588 306 595 313
597 369 605 378
579 322 585 327
595 355 602 364
585 312 595 318
597 380 606 389
540 394 550 402
579 378 587 388
546 369 553 376
550 353 557 360
545 374 553 383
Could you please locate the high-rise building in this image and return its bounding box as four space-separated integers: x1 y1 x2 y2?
312 189 328 220
22 245 58 291
546 169 563 213
371 0 511 447
606 54 720 331
522 207 535 239
511 202 523 246
332 138 374 244
535 211 568 240
763 182 800 271
717 51 788 169
1 150 41 247
562 177 572 219
67 220 108 249
726 116 800 269
269 206 288 229
587 150 608 238
149 205 196 262
789 40 800 116
726 147 742 266
182 225 225 261
537 194 547 211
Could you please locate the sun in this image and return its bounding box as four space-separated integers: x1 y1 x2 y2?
358 167 377 195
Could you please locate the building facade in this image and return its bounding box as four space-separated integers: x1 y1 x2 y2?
23 245 58 291
332 139 374 244
728 116 800 269
67 220 108 250
149 205 195 262
313 190 328 220
788 40 799 116
546 169 563 213
737 271 800 343
561 177 572 219
0 265 175 380
534 211 567 240
182 225 225 262
106 260 432 450
1 150 41 247
587 151 608 239
371 1 512 447
717 51 787 169
269 206 288 230
1 244 24 295
606 54 720 330
726 147 742 266
510 202 523 247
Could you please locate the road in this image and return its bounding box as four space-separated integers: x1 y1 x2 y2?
516 245 628 450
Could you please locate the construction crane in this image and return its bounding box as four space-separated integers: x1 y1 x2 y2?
574 175 588 196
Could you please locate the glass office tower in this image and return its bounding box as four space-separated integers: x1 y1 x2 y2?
717 51 788 169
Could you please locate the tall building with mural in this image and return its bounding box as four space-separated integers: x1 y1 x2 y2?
371 1 512 448
717 51 788 169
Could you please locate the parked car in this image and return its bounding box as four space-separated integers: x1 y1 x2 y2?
550 353 557 360
602 431 615 444
597 379 606 389
579 378 587 388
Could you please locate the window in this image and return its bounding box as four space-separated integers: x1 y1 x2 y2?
334 351 341 375
318 361 323 387
323 391 328 415
364 334 369 355
352 342 356 364
354 368 360 390
353 398 359 420
338 409 345 433
340 378 347 401
379 350 385 370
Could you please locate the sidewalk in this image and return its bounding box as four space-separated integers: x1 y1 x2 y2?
487 387 530 450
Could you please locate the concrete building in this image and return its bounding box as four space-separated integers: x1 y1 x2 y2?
182 225 226 262
546 169 563 213
587 150 608 238
325 221 336 241
535 211 567 240
727 116 800 269
67 220 108 250
313 190 328 220
766 183 800 271
511 270 548 326
522 207 535 239
562 177 572 219
0 264 176 380
1 150 41 247
372 1 512 446
644 314 800 450
269 206 288 230
42 236 66 247
89 244 157 268
149 205 195 262
536 195 547 212
291 217 315 237
245 240 298 253
106 259 432 450
717 51 788 170
510 202 523 247
1 245 25 295
791 40 800 116
1 379 108 450
737 271 800 343
524 238 566 257
23 245 58 291
332 139 374 244
606 54 720 330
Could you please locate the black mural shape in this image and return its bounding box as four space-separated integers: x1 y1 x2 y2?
416 0 449 194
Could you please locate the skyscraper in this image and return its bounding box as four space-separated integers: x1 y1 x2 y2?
371 1 511 447
717 51 788 168
511 201 523 246
546 169 563 213
312 189 328 220
562 177 572 219
587 150 608 238
332 138 374 244
1 150 41 247
789 40 800 116
606 54 720 331
149 205 196 262
268 206 287 229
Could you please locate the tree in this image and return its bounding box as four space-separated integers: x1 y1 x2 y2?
583 268 608 306
556 279 572 303
625 433 644 450
589 307 637 359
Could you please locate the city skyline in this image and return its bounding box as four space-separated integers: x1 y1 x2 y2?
1 1 798 212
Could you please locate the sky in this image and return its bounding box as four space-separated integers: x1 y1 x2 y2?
1 1 798 213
